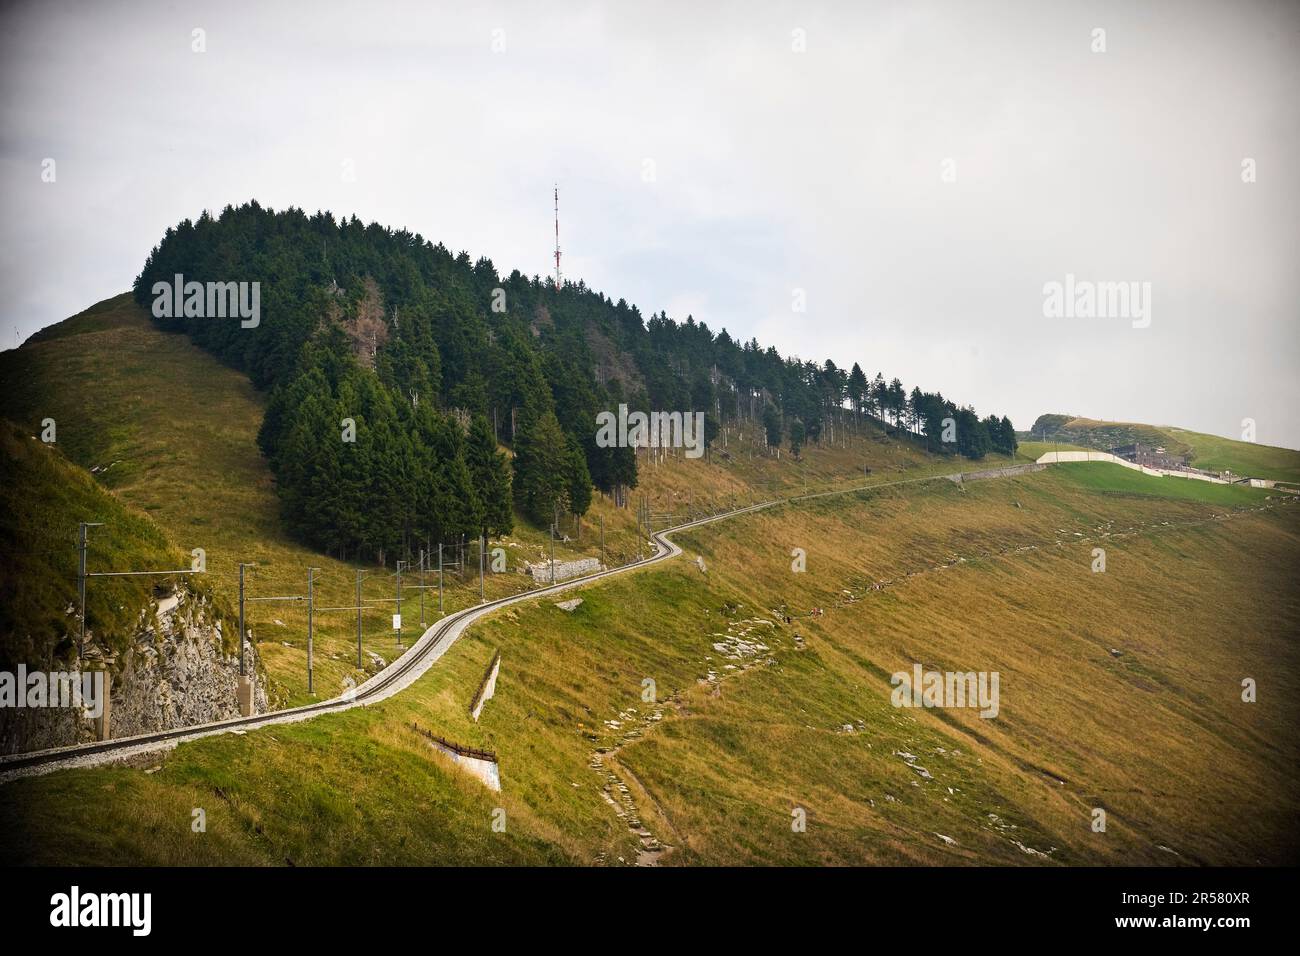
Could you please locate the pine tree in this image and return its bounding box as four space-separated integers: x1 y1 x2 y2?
466 414 513 538
762 404 782 448
512 408 570 526
566 437 593 518
788 418 806 457
848 363 867 421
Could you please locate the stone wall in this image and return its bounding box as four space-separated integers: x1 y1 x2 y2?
523 557 603 583
957 463 1047 481
0 586 266 755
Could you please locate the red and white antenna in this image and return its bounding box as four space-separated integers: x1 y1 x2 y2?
553 183 562 289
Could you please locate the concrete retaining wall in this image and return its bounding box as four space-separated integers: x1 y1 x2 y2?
1036 451 1232 484
413 724 501 791
469 651 500 722
429 739 501 791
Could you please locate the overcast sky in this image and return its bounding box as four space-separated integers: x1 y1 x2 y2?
2 0 1297 446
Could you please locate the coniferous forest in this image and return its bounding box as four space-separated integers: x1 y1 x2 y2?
133 201 1016 563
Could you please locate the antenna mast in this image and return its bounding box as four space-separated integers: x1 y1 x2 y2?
553 184 562 289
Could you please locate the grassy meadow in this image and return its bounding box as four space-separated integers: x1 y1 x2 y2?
3 455 1295 865
2 295 1295 866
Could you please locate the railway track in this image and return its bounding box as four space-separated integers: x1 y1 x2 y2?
1 462 1043 783
0 498 779 782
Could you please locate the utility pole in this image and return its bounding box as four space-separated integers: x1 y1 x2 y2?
479 533 486 604
419 548 426 625
550 518 556 584
599 515 605 568
395 560 405 645
79 521 199 666
238 562 251 676
355 569 364 668
77 521 101 662
243 570 304 703
438 543 444 614
307 567 316 695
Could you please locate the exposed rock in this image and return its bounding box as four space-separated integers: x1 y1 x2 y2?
1 586 266 754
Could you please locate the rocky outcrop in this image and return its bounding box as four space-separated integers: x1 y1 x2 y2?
110 587 267 739
0 586 265 755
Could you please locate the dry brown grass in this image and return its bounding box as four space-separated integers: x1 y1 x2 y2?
6 296 1293 866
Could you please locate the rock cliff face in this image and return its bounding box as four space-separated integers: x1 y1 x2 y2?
0 586 266 755
110 587 267 739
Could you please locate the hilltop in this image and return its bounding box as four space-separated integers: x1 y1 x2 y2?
0 293 962 710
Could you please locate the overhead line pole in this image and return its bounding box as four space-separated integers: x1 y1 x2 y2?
77 521 99 662
307 567 317 695
79 521 198 665
238 562 252 677
395 560 405 645
356 569 364 668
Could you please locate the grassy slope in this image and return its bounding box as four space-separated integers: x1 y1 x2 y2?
1025 415 1300 484
0 294 962 707
4 461 1295 865
646 465 1298 864
0 420 196 670
2 294 390 707
5 295 1294 866
1165 426 1300 484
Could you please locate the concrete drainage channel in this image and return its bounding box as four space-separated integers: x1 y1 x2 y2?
0 460 1069 787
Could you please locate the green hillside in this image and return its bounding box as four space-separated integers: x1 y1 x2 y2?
3 293 1296 866
1024 414 1300 483
0 294 955 708
1165 426 1300 484
0 419 204 672
3 452 1295 865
